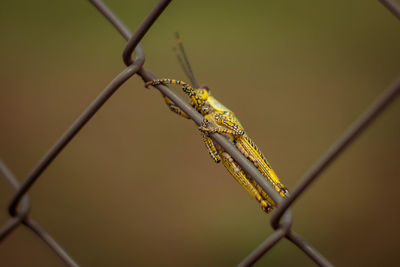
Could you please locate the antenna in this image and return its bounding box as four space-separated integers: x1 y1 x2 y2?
174 32 199 88
173 46 193 85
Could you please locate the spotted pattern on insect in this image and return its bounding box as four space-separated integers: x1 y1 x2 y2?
145 78 289 212
202 133 221 163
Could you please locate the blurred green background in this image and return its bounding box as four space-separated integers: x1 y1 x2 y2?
1 0 400 266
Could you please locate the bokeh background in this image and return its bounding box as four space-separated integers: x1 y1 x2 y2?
1 0 400 266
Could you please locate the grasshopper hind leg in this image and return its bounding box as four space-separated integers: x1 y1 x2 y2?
235 142 259 168
220 152 273 213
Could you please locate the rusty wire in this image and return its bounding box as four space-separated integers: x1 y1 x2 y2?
1 0 400 266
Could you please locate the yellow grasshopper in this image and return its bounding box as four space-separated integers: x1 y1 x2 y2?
145 33 289 212
145 79 289 212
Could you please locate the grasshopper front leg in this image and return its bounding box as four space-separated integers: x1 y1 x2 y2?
145 79 192 119
162 95 190 119
199 116 245 137
145 79 196 97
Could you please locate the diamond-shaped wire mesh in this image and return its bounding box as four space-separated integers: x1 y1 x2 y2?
1 0 399 266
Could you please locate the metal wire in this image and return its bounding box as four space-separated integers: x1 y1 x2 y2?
1 0 399 266
0 160 79 267
380 0 400 19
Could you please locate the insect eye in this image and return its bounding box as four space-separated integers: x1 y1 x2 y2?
201 85 210 92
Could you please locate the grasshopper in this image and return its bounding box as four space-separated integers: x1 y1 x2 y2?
145 34 289 213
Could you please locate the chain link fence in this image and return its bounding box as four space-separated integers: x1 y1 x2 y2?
1 0 400 266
